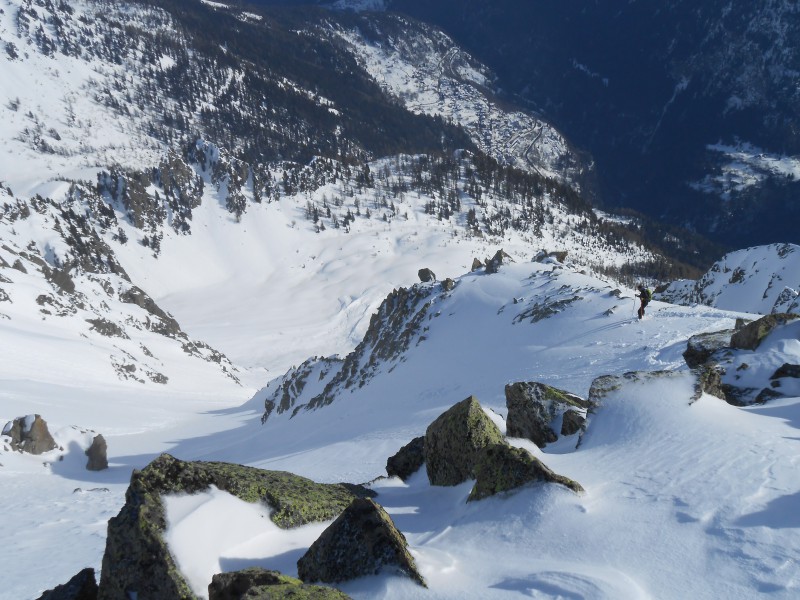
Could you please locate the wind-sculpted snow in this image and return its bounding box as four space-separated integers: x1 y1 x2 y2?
659 243 800 314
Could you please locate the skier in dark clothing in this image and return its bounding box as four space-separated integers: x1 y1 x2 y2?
636 285 652 320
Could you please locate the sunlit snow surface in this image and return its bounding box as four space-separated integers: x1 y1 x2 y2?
4 256 800 599
0 0 799 597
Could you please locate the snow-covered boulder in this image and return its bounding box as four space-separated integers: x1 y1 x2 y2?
2 414 57 455
424 396 505 486
505 382 590 448
469 444 583 501
297 498 425 587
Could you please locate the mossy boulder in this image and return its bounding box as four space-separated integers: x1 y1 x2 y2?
208 568 350 599
425 396 505 486
469 444 584 501
386 436 425 481
297 498 425 587
505 382 590 448
730 313 798 351
98 454 373 600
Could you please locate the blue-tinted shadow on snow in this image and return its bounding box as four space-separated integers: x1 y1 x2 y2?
47 440 139 486
489 573 592 600
743 397 800 431
218 547 306 579
734 491 800 529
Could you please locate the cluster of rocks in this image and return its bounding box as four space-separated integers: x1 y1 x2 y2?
388 394 585 500
2 414 108 471
687 313 800 404
45 387 587 599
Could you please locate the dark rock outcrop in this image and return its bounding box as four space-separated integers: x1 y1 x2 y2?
469 444 583 501
441 277 455 292
386 436 425 481
683 329 734 368
560 410 585 436
425 396 504 486
470 257 484 271
534 250 568 264
730 313 798 351
85 434 108 471
98 454 373 600
691 366 729 403
36 568 98 600
2 414 57 455
505 382 590 448
417 268 436 283
297 498 425 587
771 363 800 380
208 567 350 600
484 249 512 274
119 285 181 337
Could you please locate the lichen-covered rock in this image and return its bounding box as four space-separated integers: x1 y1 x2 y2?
208 567 350 600
425 396 505 486
505 382 590 447
469 444 583 501
417 267 436 282
297 498 425 587
36 568 98 600
386 436 425 480
98 454 373 600
730 313 798 351
683 329 734 368
2 414 57 455
441 277 455 292
85 434 108 471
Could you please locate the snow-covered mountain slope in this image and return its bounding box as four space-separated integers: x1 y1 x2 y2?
4 0 797 598
330 15 586 187
382 0 800 248
8 258 800 599
658 243 800 314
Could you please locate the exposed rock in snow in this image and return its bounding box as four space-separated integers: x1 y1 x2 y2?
505 382 590 448
424 396 505 487
208 567 350 600
469 443 583 502
297 497 425 587
3 414 57 455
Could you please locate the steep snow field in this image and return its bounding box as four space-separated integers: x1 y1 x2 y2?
1 0 798 597
4 254 800 599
